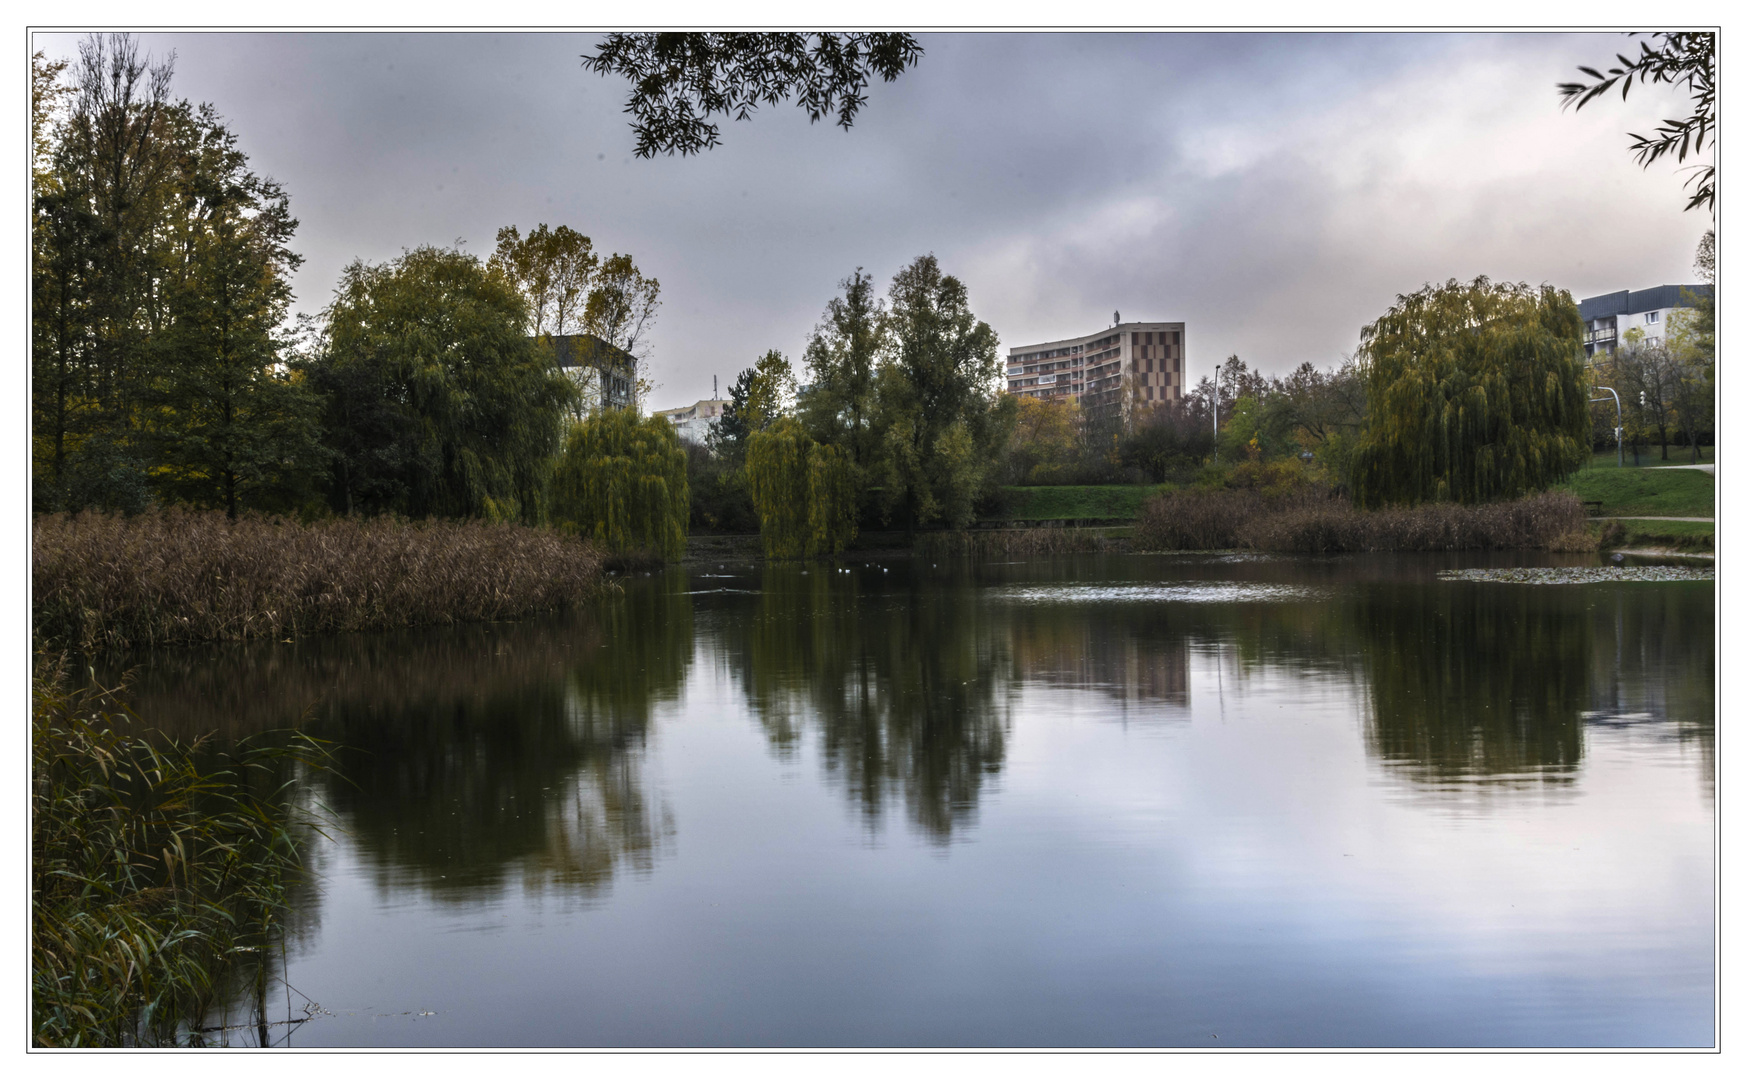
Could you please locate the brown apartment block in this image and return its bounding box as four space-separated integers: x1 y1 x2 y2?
1004 321 1186 424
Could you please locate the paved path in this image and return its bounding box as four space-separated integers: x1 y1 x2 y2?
1649 463 1715 474
1594 516 1714 522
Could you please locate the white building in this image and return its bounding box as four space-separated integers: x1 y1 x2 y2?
653 398 728 446
1578 285 1711 358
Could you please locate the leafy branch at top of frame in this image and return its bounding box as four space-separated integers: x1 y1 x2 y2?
581 32 924 158
1557 32 1715 214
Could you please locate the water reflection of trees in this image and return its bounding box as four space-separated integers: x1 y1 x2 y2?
718 566 1011 841
1584 583 1714 791
316 581 690 901
112 582 693 903
1005 602 1191 711
1355 584 1590 787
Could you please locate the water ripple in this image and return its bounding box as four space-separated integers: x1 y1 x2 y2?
991 582 1331 605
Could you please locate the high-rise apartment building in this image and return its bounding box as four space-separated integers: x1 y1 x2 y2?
1004 321 1186 423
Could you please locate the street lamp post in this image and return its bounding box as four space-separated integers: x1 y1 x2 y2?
1591 386 1624 469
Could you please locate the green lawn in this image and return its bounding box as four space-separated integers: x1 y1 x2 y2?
997 484 1169 521
1558 457 1714 517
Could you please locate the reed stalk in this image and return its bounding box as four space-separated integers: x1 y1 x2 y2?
31 656 333 1046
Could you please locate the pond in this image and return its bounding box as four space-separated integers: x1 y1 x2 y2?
114 551 1715 1048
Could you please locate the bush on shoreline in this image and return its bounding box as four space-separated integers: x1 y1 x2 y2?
1136 489 1589 553
33 509 606 653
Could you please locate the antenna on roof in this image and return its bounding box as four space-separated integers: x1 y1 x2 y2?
1113 310 1121 326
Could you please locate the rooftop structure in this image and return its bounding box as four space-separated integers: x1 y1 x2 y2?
1005 321 1186 424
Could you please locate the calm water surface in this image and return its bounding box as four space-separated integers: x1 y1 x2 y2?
120 552 1715 1047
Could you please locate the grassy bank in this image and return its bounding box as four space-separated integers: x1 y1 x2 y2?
34 509 606 653
996 484 1170 521
1558 458 1714 517
33 658 330 1046
1600 518 1715 552
1136 490 1590 553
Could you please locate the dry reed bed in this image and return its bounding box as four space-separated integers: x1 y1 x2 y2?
1136 489 1590 553
34 509 606 653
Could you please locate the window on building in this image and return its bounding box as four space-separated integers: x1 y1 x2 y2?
1646 311 1660 324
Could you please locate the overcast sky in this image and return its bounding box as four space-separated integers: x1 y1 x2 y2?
34 30 1714 413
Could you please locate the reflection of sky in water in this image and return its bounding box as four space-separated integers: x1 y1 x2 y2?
991 582 1332 604
165 555 1709 1048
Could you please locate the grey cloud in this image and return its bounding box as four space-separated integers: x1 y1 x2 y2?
33 31 1709 410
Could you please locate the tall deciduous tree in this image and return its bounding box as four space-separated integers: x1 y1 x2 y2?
1612 329 1685 461
582 253 661 407
33 34 177 512
580 33 923 157
1350 278 1590 507
489 223 597 336
710 350 796 461
307 246 577 521
31 51 72 191
148 103 323 517
800 268 884 472
872 255 1006 530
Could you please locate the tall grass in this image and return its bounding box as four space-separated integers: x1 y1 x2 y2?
1136 489 1589 553
32 656 332 1046
34 508 606 653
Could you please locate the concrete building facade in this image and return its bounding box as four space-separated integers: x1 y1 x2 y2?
543 333 638 411
1577 285 1711 359
653 398 728 445
1005 321 1186 424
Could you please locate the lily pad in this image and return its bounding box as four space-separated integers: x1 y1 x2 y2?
1436 566 1714 585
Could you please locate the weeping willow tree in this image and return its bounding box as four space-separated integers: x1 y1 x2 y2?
1350 278 1590 508
550 410 688 560
746 418 858 559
